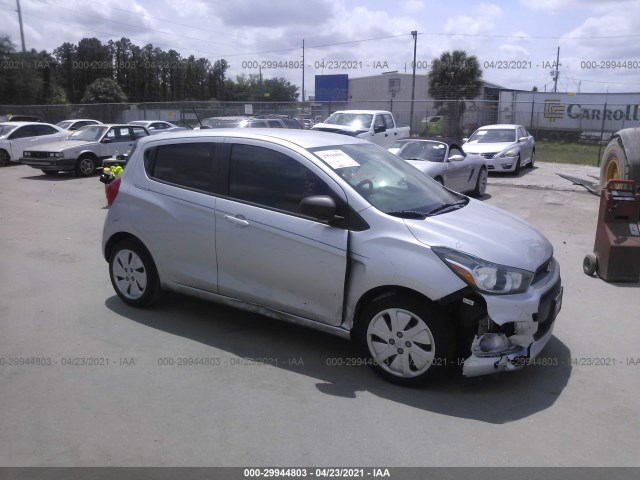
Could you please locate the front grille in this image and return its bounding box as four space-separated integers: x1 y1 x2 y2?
481 152 497 159
533 278 562 340
27 151 51 159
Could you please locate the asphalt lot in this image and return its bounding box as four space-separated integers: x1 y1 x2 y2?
0 161 639 467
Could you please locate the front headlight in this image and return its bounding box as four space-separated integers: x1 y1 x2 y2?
48 152 64 158
433 247 533 295
498 147 518 158
23 151 31 157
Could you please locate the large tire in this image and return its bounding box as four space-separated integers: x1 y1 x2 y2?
76 155 97 176
109 239 161 308
355 294 455 386
472 167 487 197
600 138 629 189
0 149 9 167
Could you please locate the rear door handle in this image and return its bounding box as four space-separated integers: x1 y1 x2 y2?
224 215 250 227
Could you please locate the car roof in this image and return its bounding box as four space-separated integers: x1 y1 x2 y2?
476 124 520 130
0 121 55 127
134 128 368 150
79 124 134 128
61 119 101 122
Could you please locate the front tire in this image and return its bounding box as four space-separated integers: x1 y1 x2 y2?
76 155 97 176
528 150 535 168
513 155 521 175
355 294 455 386
109 239 161 307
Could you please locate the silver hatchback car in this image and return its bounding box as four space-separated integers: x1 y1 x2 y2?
102 130 562 385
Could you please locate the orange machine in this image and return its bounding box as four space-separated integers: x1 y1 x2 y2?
584 180 640 282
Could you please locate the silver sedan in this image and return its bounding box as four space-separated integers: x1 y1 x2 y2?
388 138 488 197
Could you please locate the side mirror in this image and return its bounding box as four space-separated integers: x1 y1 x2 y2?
518 136 528 143
448 154 465 162
300 195 336 221
374 125 386 134
102 138 112 143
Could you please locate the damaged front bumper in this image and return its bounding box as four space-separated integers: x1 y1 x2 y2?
462 259 563 378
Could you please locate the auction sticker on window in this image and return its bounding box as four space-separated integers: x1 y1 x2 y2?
315 149 360 169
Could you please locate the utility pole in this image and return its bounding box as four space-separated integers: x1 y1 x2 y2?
410 31 418 136
16 0 26 52
553 46 560 93
301 39 305 103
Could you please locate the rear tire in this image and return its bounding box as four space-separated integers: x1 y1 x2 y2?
599 138 628 189
355 294 455 386
528 150 535 168
109 239 161 307
472 167 487 197
0 149 9 167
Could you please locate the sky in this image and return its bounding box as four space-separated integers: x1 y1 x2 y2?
2 0 640 97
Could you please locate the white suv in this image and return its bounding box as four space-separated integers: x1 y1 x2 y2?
103 129 562 385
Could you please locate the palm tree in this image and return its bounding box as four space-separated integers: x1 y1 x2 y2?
428 51 482 138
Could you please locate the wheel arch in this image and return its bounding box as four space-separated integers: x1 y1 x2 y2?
350 285 441 333
104 232 148 262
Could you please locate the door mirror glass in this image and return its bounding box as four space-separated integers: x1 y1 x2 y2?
299 195 336 221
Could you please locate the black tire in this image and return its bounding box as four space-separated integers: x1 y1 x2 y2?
42 170 58 176
472 167 487 197
599 138 628 189
583 254 598 277
528 150 535 168
513 155 521 175
76 155 97 176
0 149 9 167
109 239 161 307
355 294 455 386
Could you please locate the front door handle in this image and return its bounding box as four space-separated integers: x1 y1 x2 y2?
224 215 250 227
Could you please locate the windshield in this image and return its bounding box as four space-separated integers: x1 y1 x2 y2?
468 128 516 144
388 141 447 162
69 125 108 141
201 118 247 128
56 121 73 130
311 143 461 216
324 112 373 130
0 124 18 137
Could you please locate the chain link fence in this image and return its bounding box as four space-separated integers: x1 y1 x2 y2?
4 98 638 165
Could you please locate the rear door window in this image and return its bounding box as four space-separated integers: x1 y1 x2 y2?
145 142 218 193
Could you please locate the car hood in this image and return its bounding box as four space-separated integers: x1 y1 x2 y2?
463 142 515 154
24 139 94 152
404 199 552 272
311 123 365 134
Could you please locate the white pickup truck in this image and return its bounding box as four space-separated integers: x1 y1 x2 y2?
312 110 410 147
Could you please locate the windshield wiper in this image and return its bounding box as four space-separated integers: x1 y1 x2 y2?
386 210 428 219
425 198 469 216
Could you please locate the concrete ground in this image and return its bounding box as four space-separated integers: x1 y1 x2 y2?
0 162 638 467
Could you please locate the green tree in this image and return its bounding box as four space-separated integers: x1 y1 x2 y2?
428 50 482 137
81 78 127 103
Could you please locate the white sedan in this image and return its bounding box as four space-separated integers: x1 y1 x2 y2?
0 122 68 166
463 124 535 174
128 120 187 135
